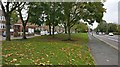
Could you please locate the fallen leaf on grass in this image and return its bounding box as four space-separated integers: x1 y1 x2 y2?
71 59 75 61
10 58 17 63
3 53 13 58
41 57 44 60
15 64 20 65
45 54 49 57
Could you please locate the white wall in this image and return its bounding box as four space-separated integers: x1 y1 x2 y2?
0 16 5 21
0 23 5 29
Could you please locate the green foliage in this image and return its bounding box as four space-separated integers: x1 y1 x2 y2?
108 23 117 32
95 21 118 34
73 22 88 33
10 10 18 24
60 2 105 39
118 25 120 33
95 20 107 33
82 2 106 24
29 3 44 26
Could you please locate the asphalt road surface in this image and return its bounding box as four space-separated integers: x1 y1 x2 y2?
94 34 119 50
88 33 118 65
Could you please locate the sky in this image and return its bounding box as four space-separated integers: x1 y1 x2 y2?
103 0 119 24
91 0 120 29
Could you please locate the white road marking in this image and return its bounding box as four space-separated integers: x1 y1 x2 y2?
97 35 119 43
94 35 118 50
107 38 119 42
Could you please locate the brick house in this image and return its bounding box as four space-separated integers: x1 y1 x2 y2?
0 10 6 35
13 20 38 37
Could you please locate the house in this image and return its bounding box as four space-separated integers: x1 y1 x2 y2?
13 20 38 37
0 10 6 35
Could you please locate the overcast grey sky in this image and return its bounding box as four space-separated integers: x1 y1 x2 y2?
103 0 119 24
91 0 120 29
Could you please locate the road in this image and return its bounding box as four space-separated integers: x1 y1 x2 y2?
88 33 118 65
94 34 119 50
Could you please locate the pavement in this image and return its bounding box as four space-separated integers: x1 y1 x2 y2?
88 33 118 65
0 34 41 41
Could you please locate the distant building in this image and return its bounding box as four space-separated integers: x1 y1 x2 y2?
0 10 6 34
13 19 38 37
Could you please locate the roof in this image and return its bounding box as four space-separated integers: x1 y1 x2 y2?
14 19 38 27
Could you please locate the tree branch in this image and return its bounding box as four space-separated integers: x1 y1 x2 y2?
0 1 6 16
9 2 23 13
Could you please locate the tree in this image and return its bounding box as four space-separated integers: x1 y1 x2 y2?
29 3 44 26
73 22 88 33
61 2 105 40
108 23 117 33
42 2 62 37
62 2 83 40
117 25 120 34
0 1 22 41
82 2 105 24
95 20 107 33
17 2 30 39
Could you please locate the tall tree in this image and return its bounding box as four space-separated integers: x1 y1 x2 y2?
0 1 22 41
62 2 84 40
17 2 30 39
43 2 62 37
61 2 105 40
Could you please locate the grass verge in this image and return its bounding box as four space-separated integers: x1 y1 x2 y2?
2 33 94 65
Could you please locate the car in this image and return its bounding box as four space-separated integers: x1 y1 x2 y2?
2 31 6 37
99 32 102 35
108 33 114 36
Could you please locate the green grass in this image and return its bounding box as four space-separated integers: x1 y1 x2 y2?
2 33 94 65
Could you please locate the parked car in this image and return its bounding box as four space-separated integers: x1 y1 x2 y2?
41 30 49 35
99 32 102 35
108 33 114 36
54 32 58 34
2 31 6 37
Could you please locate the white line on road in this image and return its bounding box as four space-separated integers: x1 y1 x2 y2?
96 35 119 43
107 38 119 42
94 35 118 50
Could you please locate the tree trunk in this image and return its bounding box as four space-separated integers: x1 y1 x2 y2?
64 24 67 34
67 13 71 40
6 18 11 41
68 26 71 40
49 22 51 35
22 25 27 39
52 25 55 38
